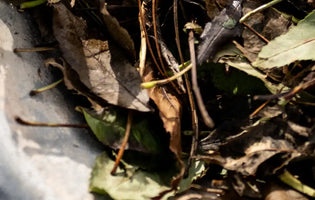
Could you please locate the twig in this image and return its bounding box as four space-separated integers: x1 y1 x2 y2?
174 0 200 177
138 0 165 76
15 116 89 128
111 111 133 175
284 78 315 100
152 0 168 75
30 78 63 96
188 30 215 128
242 22 269 43
14 47 57 53
249 99 271 118
239 0 284 23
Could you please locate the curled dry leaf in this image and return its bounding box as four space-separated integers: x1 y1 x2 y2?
52 3 151 112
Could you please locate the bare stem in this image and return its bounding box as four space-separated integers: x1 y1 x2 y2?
188 30 215 128
30 78 63 96
20 0 47 9
111 111 133 175
14 47 56 53
15 116 89 128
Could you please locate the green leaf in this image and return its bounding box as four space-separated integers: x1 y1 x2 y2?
177 160 206 193
78 107 165 154
220 57 289 94
199 61 268 95
253 9 315 69
89 152 171 200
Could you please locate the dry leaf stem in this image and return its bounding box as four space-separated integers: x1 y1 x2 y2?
14 47 57 52
111 111 133 175
242 22 269 43
188 30 215 128
30 78 63 96
15 117 89 128
173 0 200 176
138 0 166 77
152 0 168 76
20 0 46 9
250 99 271 118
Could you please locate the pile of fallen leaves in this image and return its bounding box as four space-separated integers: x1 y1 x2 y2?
14 0 315 199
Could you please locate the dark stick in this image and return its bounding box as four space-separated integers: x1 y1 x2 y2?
189 31 215 128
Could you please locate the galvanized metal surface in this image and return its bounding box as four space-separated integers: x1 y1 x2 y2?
0 2 105 199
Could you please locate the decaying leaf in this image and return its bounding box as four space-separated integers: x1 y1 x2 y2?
200 117 302 176
52 3 151 111
89 152 171 200
254 9 315 69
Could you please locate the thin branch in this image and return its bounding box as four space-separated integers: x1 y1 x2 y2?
15 117 89 128
14 46 56 52
174 0 200 177
152 0 168 75
242 22 269 43
188 30 214 128
250 99 271 119
111 111 133 175
138 0 165 76
30 78 63 96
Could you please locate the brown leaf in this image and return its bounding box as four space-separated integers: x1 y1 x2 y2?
200 118 301 176
142 63 182 157
205 0 220 19
99 1 136 60
52 3 151 112
141 62 184 189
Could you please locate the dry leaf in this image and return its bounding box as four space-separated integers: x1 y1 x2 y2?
52 3 151 112
141 62 184 190
142 63 182 157
99 0 136 60
200 118 301 176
